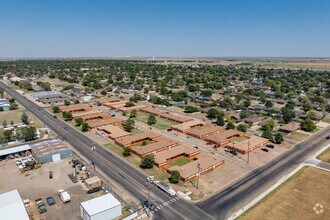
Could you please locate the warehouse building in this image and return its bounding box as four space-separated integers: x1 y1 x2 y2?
30 139 72 163
80 194 122 220
0 189 29 220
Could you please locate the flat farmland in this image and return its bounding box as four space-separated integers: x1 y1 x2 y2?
240 167 330 220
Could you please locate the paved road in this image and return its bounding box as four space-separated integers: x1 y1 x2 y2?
0 81 214 220
197 125 330 219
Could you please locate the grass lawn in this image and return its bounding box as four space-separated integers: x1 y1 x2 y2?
239 167 330 220
0 109 44 128
230 136 250 142
168 107 184 113
103 142 171 182
169 157 191 167
321 115 330 124
132 140 153 147
317 147 330 163
287 131 310 141
310 128 320 134
134 111 177 130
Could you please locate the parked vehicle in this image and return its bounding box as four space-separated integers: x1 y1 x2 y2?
154 181 176 196
49 171 53 179
58 189 71 203
229 150 238 156
148 203 157 211
35 198 47 213
261 148 269 152
266 144 274 149
326 136 330 140
46 197 56 206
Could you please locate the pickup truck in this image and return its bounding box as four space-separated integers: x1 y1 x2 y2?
35 198 47 213
58 189 71 203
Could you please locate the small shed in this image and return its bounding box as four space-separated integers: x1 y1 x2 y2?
80 194 122 220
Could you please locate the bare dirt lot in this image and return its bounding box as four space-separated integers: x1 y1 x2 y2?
239 167 330 220
0 158 103 220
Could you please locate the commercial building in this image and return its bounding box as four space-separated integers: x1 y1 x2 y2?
186 125 225 139
97 97 122 106
80 194 122 220
225 135 269 154
80 112 112 122
160 113 193 123
31 91 74 105
171 120 207 132
205 130 244 147
97 125 130 140
130 137 180 157
0 189 29 220
169 154 225 182
0 144 31 160
30 139 72 163
88 117 125 129
140 107 169 116
115 131 162 147
154 145 200 168
72 109 101 118
279 122 301 133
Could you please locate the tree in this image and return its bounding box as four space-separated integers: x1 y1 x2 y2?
75 117 83 126
226 122 235 130
274 133 284 144
62 112 73 121
265 100 273 108
122 147 131 157
207 108 220 118
81 123 89 132
52 106 60 113
100 90 107 96
239 110 252 119
243 100 251 108
169 170 181 184
237 124 248 132
64 100 71 106
0 107 3 111
10 120 14 125
129 109 137 118
142 140 148 146
216 115 225 126
200 89 212 97
10 103 18 110
262 128 273 141
0 88 4 97
25 127 37 141
140 155 155 169
302 102 312 112
147 114 157 125
3 130 13 142
281 107 295 124
2 120 7 128
125 101 135 107
9 98 15 103
124 118 135 132
184 106 199 113
74 99 80 104
263 119 275 130
21 112 29 125
301 118 316 132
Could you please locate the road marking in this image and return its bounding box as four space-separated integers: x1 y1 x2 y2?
163 202 168 206
159 205 163 208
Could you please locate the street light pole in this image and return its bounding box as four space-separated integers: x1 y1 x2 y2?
196 163 201 189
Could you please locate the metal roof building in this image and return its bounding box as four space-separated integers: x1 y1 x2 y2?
0 189 29 220
80 194 122 220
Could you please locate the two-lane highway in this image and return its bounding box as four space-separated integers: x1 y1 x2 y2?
0 81 214 220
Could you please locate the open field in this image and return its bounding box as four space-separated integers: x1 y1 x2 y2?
239 167 330 220
134 111 177 130
322 115 330 124
287 131 310 141
0 109 44 128
317 147 330 163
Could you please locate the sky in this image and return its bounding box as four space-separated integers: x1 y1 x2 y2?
0 0 329 58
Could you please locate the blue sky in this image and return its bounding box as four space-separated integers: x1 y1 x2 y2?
0 0 329 57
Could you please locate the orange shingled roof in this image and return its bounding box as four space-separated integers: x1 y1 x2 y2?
97 125 130 139
160 113 193 123
115 131 162 147
187 125 225 138
154 145 200 165
59 104 92 112
205 130 243 144
131 137 179 156
88 117 125 128
279 122 301 132
171 120 207 132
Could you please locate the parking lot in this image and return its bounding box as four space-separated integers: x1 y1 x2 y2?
0 158 103 220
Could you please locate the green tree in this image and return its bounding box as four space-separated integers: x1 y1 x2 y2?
3 130 13 142
10 103 18 110
169 170 181 184
274 133 284 144
75 117 83 126
52 106 60 113
140 155 155 169
62 112 73 121
301 118 316 132
0 107 3 111
81 123 89 132
147 114 157 125
262 128 273 141
129 109 137 118
226 122 235 130
216 115 225 126
124 118 135 132
125 101 135 107
2 120 7 128
122 147 131 157
74 99 80 104
263 119 275 130
302 102 312 112
0 88 4 97
100 90 107 96
142 140 147 146
184 106 199 113
207 108 220 118
237 124 248 132
281 107 295 124
243 100 251 108
21 112 29 125
265 100 273 108
64 100 71 106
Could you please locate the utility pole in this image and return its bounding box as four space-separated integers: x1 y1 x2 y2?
196 163 201 189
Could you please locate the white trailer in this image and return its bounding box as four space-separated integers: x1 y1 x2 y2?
154 181 176 196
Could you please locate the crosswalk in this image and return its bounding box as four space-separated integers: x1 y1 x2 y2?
150 196 181 213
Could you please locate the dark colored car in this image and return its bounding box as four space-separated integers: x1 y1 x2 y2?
326 136 330 140
64 127 68 130
49 171 53 179
230 150 238 156
266 144 274 149
261 148 269 152
46 197 56 206
143 200 149 207
148 203 157 211
53 115 57 118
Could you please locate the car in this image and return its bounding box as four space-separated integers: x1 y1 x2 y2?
194 146 199 149
46 197 56 206
49 171 53 179
266 144 274 149
148 203 157 211
261 148 269 152
53 115 57 119
229 150 238 156
143 200 149 208
326 136 330 140
187 136 192 139
64 127 68 130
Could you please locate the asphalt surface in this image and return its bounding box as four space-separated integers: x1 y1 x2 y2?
0 82 214 220
197 125 330 219
2 81 329 220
